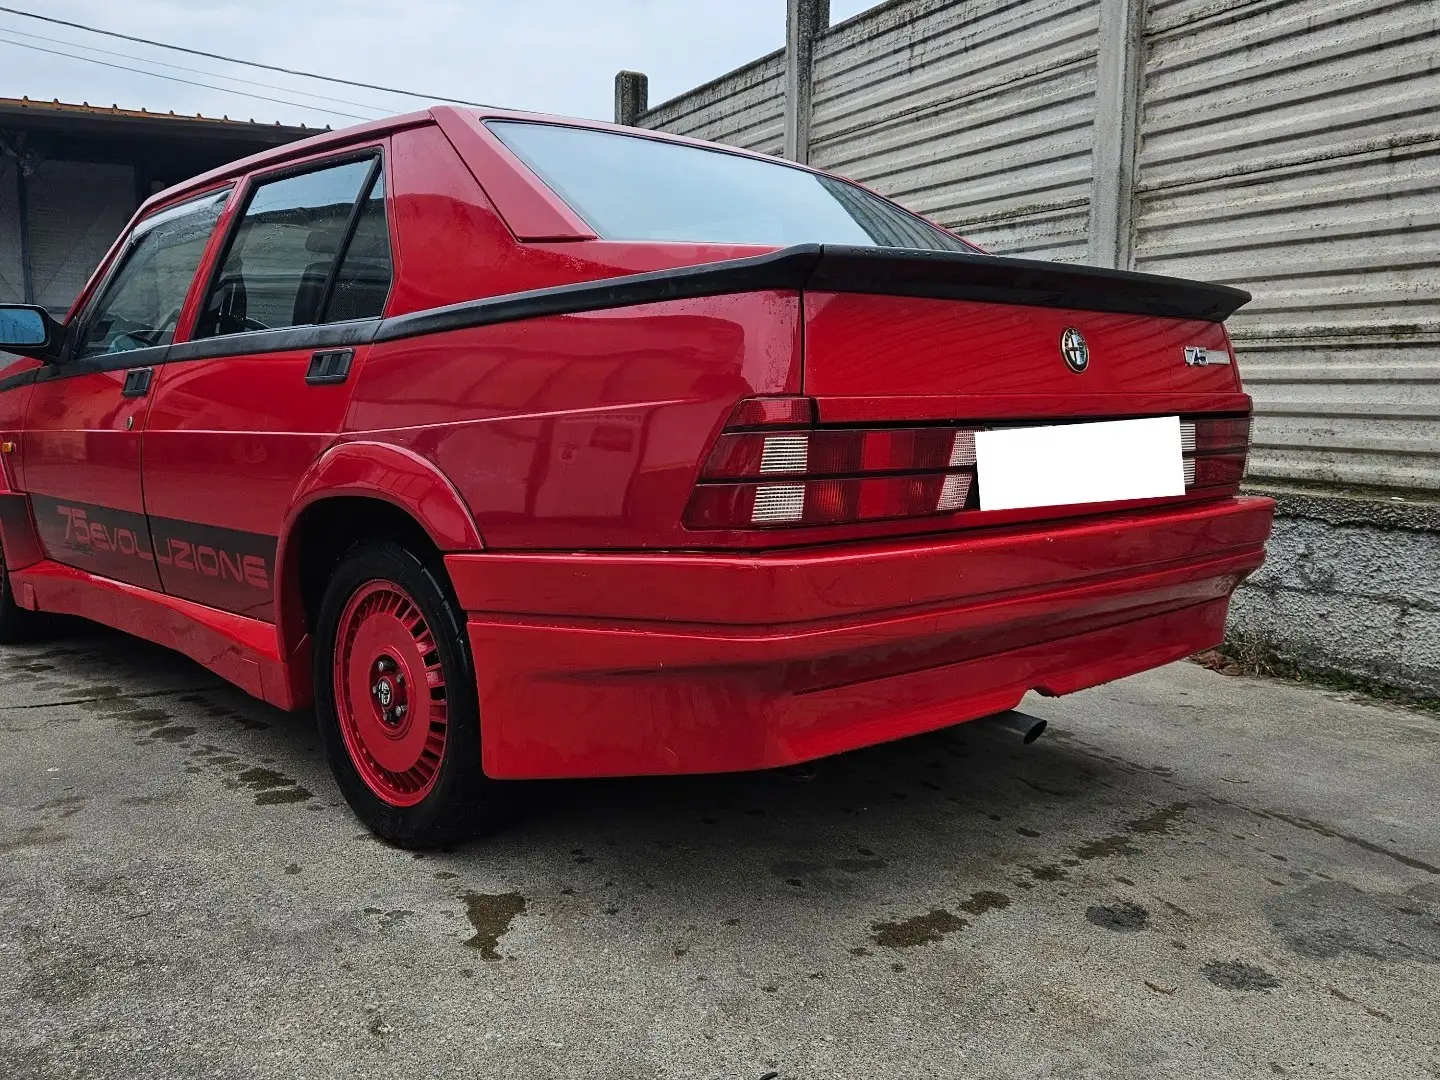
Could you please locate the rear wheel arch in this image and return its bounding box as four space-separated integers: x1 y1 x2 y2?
276 442 483 662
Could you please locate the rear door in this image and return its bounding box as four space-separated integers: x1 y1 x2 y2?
141 148 393 621
19 189 230 588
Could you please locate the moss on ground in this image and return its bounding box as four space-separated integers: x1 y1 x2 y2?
1190 635 1440 718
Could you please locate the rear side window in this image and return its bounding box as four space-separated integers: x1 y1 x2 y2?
488 121 974 253
324 168 393 323
194 156 392 339
75 189 229 359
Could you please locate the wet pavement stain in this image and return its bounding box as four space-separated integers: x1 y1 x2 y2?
33 794 88 819
1203 959 1281 991
1265 881 1440 964
1072 802 1190 861
0 825 69 855
870 909 967 949
1086 901 1150 932
835 858 887 874
1327 987 1393 1022
225 766 313 805
21 942 105 1006
959 891 1011 916
1256 808 1440 876
462 892 527 960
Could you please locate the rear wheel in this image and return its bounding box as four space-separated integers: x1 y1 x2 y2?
0 544 46 644
314 541 506 848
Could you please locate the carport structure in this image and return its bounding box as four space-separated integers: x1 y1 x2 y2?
0 96 318 317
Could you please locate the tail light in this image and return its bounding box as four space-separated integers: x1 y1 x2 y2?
685 398 1250 530
1181 416 1250 491
685 396 976 529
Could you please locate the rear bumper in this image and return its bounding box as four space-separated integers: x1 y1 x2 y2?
446 496 1273 779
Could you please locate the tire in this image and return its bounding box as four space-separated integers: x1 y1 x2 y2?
0 544 47 644
313 541 508 848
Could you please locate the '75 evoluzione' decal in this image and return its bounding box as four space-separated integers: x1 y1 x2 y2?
29 494 277 621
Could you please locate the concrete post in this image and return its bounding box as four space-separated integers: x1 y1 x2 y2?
1089 0 1145 269
783 0 829 163
614 70 649 127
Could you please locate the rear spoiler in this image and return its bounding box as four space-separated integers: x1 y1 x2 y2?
378 244 1251 344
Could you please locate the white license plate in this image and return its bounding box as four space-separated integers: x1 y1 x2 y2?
974 416 1186 512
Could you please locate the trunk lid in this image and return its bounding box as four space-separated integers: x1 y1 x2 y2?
797 246 1248 410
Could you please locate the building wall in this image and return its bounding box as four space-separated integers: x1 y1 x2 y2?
1135 0 1440 493
637 49 787 156
809 0 1100 262
1230 488 1440 696
24 159 135 314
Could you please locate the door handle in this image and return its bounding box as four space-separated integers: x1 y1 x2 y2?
121 368 153 398
305 348 354 385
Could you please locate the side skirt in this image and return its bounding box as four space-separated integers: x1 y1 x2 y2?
10 560 310 710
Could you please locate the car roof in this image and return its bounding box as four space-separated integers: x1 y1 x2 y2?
140 105 801 218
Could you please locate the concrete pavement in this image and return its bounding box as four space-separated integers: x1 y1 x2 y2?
1 626 1436 1079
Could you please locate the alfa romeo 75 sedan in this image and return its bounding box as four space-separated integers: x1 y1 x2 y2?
0 106 1272 846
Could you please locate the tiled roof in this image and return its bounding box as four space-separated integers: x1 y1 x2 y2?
0 95 325 133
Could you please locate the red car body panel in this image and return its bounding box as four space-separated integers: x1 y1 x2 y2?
454 497 1269 777
0 105 1274 781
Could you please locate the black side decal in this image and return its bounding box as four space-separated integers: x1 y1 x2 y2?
25 495 277 621
28 494 164 592
149 515 278 622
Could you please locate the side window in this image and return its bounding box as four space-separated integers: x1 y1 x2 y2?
194 156 391 339
74 190 229 359
324 166 392 323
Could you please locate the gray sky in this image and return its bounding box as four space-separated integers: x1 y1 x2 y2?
0 1 878 130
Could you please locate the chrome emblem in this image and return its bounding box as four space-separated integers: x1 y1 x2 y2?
1184 346 1232 367
1060 327 1089 373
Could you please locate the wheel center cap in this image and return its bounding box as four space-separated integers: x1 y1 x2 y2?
369 655 408 729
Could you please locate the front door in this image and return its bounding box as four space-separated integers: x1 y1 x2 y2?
141 151 393 621
20 189 230 589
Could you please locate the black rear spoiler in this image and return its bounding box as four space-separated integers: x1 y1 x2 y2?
801 245 1250 322
378 244 1250 344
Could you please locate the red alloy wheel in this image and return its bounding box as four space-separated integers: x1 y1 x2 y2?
332 580 449 807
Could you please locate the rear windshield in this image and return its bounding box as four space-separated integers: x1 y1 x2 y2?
488 121 975 253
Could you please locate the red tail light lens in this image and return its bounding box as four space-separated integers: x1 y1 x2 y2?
686 400 1251 530
1182 416 1250 492
686 397 978 529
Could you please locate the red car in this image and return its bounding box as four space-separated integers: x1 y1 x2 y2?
0 107 1272 846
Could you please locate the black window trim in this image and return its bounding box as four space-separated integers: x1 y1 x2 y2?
189 145 390 351
63 184 235 364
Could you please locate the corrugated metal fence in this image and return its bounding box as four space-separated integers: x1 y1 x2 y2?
633 0 1440 494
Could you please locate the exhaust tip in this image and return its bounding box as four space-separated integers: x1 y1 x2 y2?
985 710 1048 744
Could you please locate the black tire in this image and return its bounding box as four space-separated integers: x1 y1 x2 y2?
0 544 48 644
313 541 509 848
